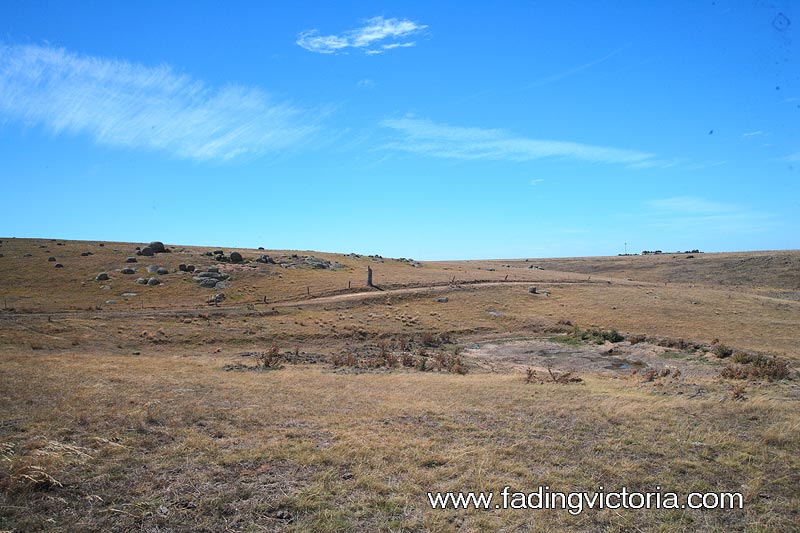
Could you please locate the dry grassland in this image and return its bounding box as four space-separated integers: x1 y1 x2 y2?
1 238 798 531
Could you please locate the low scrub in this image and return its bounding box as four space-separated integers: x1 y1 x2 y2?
720 354 790 381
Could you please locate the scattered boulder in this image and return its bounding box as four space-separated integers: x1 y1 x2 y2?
96 272 110 281
528 286 538 294
125 257 138 263
178 264 187 272
139 247 154 257
136 278 148 285
304 256 344 270
156 267 169 275
80 251 93 257
147 277 161 286
186 265 195 272
199 278 217 288
210 293 225 304
258 247 265 250
148 241 166 253
208 267 219 273
146 265 159 273
255 255 275 264
48 256 56 262
54 263 64 268
229 251 243 263
24 253 32 257
194 271 230 280
436 297 449 303
121 292 137 297
121 268 136 275
213 250 224 256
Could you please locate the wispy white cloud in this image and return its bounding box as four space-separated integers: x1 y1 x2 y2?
380 117 655 166
297 16 427 54
685 160 726 170
645 196 776 233
382 42 416 50
0 44 319 161
530 178 545 186
784 152 800 162
526 45 630 88
741 130 766 139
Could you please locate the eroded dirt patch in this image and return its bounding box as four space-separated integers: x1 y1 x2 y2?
464 338 717 377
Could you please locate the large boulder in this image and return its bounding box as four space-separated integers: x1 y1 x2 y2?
147 277 161 286
199 278 217 288
148 241 166 254
136 277 148 285
229 252 243 263
139 247 154 257
48 256 56 262
156 267 169 275
96 272 110 281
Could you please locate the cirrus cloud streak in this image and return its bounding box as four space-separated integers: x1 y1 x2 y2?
0 44 319 161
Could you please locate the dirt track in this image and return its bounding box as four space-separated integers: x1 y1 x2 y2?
0 278 648 320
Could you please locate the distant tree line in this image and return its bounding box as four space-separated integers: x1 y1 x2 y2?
640 249 702 255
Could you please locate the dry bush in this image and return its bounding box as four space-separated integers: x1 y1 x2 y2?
524 368 538 384
378 339 390 358
720 364 749 380
642 368 657 382
415 356 428 371
713 343 734 358
659 367 672 378
672 368 681 378
398 336 412 351
449 357 468 375
720 355 790 381
546 367 582 384
421 332 439 347
730 383 747 401
430 352 467 374
382 351 399 368
330 351 357 367
259 345 285 369
401 352 415 367
627 334 647 345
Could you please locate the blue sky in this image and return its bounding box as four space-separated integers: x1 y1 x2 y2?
1 1 797 259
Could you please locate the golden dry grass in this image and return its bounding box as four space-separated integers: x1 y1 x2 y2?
1 238 798 531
